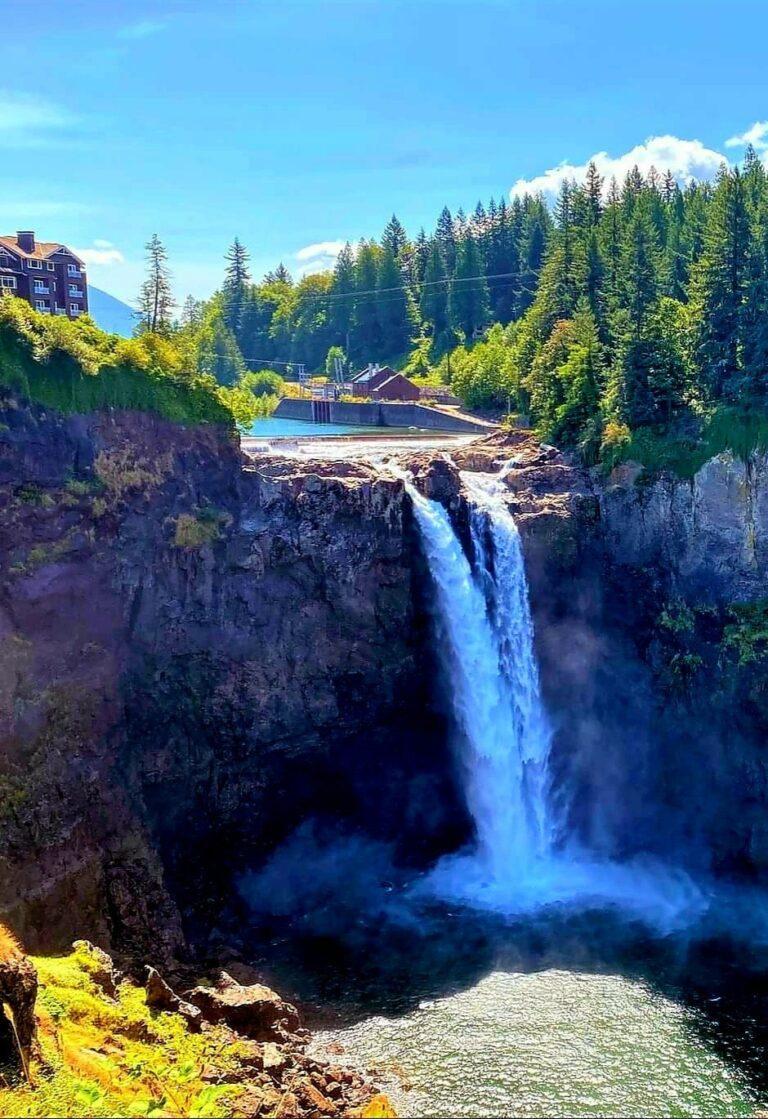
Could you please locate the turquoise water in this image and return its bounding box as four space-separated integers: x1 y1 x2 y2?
247 417 418 438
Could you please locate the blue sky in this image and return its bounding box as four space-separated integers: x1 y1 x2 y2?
2 0 767 305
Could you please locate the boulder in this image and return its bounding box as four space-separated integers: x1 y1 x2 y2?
73 940 118 999
184 972 300 1040
145 967 202 1031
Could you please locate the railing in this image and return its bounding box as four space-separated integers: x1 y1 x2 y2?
68 286 83 296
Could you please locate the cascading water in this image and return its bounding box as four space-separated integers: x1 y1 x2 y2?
403 464 705 930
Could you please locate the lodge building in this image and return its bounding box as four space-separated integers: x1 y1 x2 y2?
0 231 88 320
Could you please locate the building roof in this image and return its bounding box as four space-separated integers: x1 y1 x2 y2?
351 364 397 385
0 235 84 265
373 373 418 395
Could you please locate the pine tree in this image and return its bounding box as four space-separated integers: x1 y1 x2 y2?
517 198 550 316
330 242 356 354
137 234 175 335
584 161 604 227
264 262 293 284
223 237 251 340
381 214 408 257
691 167 750 400
449 235 490 339
377 243 418 355
435 206 457 274
351 240 381 356
420 240 451 343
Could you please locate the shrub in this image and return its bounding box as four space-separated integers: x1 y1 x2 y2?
0 297 233 428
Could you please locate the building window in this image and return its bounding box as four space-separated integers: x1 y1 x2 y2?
34 299 49 312
33 280 48 293
67 263 81 276
28 259 42 270
0 276 17 289
68 285 83 296
70 303 81 313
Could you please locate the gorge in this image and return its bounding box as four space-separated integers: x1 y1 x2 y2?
4 392 768 1114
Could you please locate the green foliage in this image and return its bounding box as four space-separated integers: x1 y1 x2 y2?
0 297 232 427
723 600 768 665
172 508 227 550
241 369 283 396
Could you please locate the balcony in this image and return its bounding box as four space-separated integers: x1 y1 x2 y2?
68 286 83 297
55 307 67 316
33 284 50 295
67 266 82 277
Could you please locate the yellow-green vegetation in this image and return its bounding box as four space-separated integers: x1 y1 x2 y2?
172 509 229 550
0 943 246 1119
94 448 174 504
0 297 249 430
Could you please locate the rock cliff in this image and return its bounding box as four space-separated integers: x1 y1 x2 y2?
3 391 768 967
0 395 464 962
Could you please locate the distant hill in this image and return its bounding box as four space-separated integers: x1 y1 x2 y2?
88 286 136 337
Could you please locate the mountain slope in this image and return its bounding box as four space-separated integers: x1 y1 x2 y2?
88 285 136 337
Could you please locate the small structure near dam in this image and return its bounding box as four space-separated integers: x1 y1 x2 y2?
274 397 495 434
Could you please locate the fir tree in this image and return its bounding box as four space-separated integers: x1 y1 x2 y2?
381 214 408 257
330 243 356 354
449 235 490 339
420 240 451 344
137 234 175 335
691 167 750 400
223 237 251 339
377 243 418 355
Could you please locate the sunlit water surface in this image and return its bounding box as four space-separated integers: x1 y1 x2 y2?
312 968 762 1118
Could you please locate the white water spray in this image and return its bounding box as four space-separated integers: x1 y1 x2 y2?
403 464 705 930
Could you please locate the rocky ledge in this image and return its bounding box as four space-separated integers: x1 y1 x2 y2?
0 932 394 1118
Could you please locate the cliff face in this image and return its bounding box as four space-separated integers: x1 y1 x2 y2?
0 395 464 961
4 393 768 964
590 454 768 876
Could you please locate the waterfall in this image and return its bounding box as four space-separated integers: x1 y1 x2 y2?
403 464 705 929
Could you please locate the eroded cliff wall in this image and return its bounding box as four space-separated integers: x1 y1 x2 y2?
0 395 464 961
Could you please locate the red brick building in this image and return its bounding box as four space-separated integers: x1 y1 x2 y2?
0 231 88 320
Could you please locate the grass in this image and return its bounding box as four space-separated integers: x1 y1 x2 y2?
0 944 245 1119
0 944 397 1118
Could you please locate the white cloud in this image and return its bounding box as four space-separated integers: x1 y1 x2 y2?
118 20 167 40
510 134 727 201
726 121 768 151
0 92 76 137
73 241 125 267
293 240 346 276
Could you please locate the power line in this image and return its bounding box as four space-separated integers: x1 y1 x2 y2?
212 270 523 311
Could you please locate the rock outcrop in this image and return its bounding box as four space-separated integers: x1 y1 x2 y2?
0 923 37 1069
184 971 300 1040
